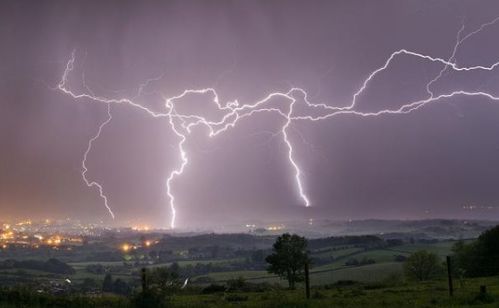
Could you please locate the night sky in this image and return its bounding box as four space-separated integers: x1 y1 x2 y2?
2 0 499 228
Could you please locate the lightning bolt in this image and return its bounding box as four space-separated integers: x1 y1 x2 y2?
283 90 310 207
164 106 188 230
56 16 499 229
81 103 115 219
56 50 169 222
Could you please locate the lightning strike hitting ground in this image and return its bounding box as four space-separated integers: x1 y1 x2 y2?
57 16 499 229
165 107 188 229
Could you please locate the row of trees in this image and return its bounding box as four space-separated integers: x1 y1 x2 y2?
403 225 499 281
0 258 75 274
452 225 499 277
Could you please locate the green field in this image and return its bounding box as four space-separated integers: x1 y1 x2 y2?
310 247 363 259
68 261 125 268
1 275 498 307
193 262 404 286
187 240 457 287
173 276 499 307
145 258 244 268
384 240 461 257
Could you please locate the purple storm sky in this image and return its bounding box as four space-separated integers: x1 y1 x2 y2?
2 0 499 228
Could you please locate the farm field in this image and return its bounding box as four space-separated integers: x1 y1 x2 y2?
1 240 459 287
163 276 499 307
189 240 457 286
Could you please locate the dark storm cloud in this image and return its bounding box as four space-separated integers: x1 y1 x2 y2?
1 0 499 227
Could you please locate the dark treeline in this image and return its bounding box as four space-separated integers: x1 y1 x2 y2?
308 235 386 250
452 225 499 277
0 258 75 274
156 233 275 250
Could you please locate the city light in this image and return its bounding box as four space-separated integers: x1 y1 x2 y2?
121 243 130 252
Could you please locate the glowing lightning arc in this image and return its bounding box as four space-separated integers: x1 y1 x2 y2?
165 107 188 229
56 16 499 229
283 90 310 207
81 103 115 219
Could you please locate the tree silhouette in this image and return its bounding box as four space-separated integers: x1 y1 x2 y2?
266 233 309 289
102 273 113 292
404 250 442 281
